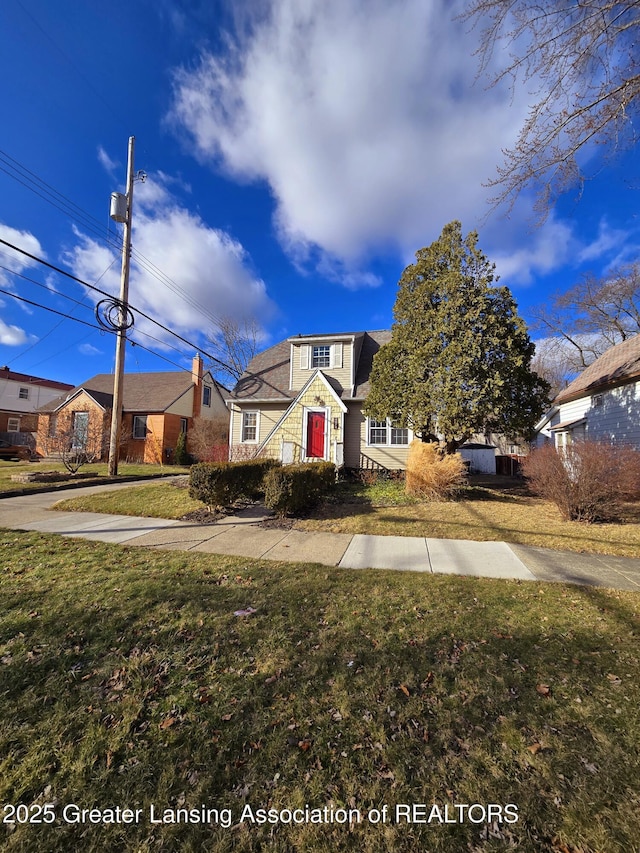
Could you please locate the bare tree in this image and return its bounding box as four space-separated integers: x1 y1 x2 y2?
530 262 640 376
206 316 262 386
463 1 640 214
531 338 576 400
43 419 108 474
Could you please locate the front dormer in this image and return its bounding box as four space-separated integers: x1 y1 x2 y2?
288 333 360 396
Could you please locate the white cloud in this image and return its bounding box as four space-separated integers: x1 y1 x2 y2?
0 223 46 289
97 145 119 177
170 0 532 282
0 318 29 346
63 173 275 350
78 343 102 356
488 213 633 287
0 223 47 345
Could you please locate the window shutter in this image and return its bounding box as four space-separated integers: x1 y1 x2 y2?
331 342 343 368
300 345 310 370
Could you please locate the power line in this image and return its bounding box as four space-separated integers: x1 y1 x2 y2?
0 236 232 372
0 147 227 330
0 285 114 335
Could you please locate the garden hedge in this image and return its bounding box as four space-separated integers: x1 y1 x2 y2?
263 461 336 516
189 458 278 508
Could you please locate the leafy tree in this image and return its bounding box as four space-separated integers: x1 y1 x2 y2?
364 221 549 452
463 0 640 214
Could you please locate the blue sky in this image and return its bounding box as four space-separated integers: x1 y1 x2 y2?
0 0 638 388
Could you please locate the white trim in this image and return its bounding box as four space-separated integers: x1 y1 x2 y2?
241 410 260 443
331 342 343 369
300 345 311 370
7 417 20 432
365 417 411 447
302 406 330 460
255 370 347 455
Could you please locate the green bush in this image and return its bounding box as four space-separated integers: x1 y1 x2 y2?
174 430 191 466
189 458 278 509
263 462 336 516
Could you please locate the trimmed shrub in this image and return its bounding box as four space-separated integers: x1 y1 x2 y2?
405 440 467 500
263 462 336 516
522 441 640 522
189 458 279 509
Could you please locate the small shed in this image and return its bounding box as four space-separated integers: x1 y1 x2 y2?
459 442 497 475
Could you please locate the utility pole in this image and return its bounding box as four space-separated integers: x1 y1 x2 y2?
107 136 136 477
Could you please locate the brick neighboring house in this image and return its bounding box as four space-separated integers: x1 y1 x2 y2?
0 367 73 447
36 355 227 463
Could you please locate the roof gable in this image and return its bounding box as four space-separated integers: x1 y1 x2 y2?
555 335 640 404
39 371 208 414
229 330 391 402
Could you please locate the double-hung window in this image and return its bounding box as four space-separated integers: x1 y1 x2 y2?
203 385 212 407
242 411 258 442
367 418 409 446
312 345 331 368
19 387 29 400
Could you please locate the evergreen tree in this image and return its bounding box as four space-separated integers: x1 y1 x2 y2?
174 429 191 466
364 221 549 452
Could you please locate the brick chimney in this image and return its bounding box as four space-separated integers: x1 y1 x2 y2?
192 353 204 419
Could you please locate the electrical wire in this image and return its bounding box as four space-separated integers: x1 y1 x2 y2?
0 147 227 330
0 237 233 372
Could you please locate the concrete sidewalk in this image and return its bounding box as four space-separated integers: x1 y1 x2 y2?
1 483 640 591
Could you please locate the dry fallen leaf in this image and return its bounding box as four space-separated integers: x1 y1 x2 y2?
527 742 543 755
536 684 552 697
399 684 410 697
159 717 176 730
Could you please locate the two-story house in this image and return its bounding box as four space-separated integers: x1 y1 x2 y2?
227 331 413 470
0 367 73 446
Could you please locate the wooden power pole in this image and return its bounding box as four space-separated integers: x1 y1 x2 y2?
107 136 136 477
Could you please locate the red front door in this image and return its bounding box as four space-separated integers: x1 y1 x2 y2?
307 412 326 458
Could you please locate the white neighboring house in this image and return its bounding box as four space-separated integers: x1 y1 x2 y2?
535 335 640 449
0 367 73 446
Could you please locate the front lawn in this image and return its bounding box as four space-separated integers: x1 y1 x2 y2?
54 477 640 558
0 530 638 852
0 461 190 495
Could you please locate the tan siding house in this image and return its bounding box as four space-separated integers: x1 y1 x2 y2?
227 331 413 470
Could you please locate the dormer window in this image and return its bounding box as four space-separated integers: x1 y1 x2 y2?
312 345 331 368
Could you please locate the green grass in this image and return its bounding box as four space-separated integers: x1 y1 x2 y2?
55 478 640 558
0 529 639 852
0 461 189 494
54 481 203 519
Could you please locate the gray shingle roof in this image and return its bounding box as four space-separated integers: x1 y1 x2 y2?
555 335 640 404
39 372 197 414
229 330 391 402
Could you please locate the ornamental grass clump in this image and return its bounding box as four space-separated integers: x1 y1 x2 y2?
522 441 640 522
405 440 466 500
